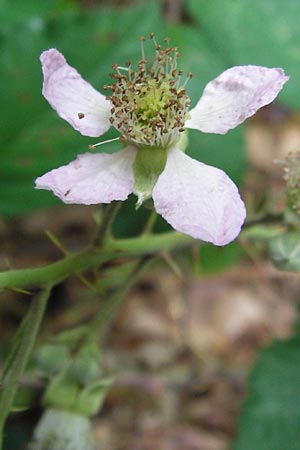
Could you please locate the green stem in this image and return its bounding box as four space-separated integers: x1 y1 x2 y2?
0 286 52 448
0 314 30 385
142 209 158 235
85 256 154 342
0 232 193 291
93 201 121 247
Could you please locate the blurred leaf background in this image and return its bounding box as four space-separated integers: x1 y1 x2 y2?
4 0 300 217
1 0 300 449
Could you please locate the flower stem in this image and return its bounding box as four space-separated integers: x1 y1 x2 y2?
85 256 155 343
142 209 158 235
0 232 193 291
93 201 121 247
0 286 52 448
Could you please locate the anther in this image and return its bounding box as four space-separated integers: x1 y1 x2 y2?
78 112 85 119
88 137 120 150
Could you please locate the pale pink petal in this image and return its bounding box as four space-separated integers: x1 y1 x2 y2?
35 146 136 204
40 49 111 137
185 66 288 134
152 147 246 245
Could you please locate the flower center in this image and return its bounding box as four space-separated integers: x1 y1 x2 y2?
105 34 192 148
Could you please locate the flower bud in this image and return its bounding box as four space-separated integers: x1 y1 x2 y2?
34 344 69 377
42 344 113 417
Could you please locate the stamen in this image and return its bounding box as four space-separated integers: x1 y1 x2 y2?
182 72 193 88
140 35 146 61
107 36 191 148
88 137 120 150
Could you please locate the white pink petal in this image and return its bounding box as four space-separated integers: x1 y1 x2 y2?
35 146 136 204
152 147 246 245
40 49 111 137
185 65 289 134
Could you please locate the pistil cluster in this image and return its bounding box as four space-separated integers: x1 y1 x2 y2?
105 34 192 148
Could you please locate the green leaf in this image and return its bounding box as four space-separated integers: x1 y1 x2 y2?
269 231 300 272
198 241 244 273
187 126 245 185
0 2 162 215
233 338 300 450
186 0 299 108
0 2 247 223
0 0 77 30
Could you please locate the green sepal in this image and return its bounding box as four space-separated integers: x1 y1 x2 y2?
76 377 114 417
133 146 168 208
43 372 80 412
43 373 113 417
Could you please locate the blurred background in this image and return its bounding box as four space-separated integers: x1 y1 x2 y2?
1 0 300 449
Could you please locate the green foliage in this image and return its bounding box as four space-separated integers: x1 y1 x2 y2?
0 0 249 218
233 337 300 450
2 0 295 267
0 1 163 215
186 0 300 108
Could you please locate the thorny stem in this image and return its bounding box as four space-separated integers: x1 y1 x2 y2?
0 286 52 448
0 232 193 291
93 201 121 247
